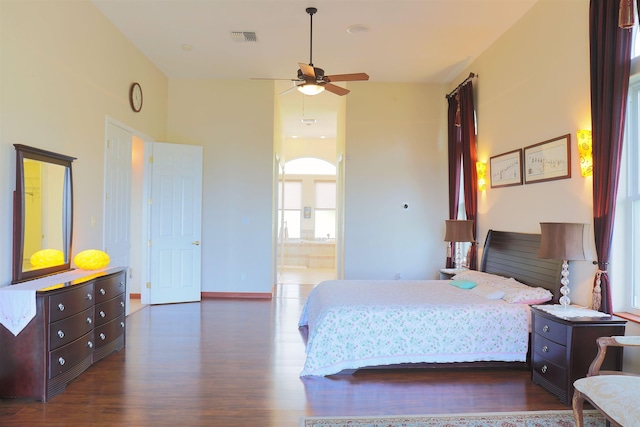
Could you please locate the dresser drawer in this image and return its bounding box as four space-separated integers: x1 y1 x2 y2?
94 313 125 349
95 294 126 326
49 307 94 351
49 283 95 323
94 272 126 303
48 331 94 379
532 334 566 366
533 316 567 346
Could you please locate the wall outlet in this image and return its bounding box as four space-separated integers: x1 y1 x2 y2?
402 203 409 210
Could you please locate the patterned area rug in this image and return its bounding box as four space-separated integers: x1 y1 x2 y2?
300 410 606 427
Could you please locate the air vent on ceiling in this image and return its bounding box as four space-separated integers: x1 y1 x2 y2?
231 31 257 42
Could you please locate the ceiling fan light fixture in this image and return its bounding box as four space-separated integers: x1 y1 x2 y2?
297 83 325 96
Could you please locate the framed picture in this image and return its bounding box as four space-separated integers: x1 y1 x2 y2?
524 134 571 184
490 149 523 188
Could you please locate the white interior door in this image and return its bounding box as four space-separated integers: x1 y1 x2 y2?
104 121 132 313
148 142 203 304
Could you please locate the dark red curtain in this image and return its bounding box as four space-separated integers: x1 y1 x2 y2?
588 0 632 313
446 95 461 268
459 82 478 270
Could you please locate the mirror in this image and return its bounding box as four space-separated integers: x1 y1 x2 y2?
12 144 75 284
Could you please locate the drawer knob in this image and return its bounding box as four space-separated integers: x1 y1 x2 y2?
86 293 92 301
541 364 548 374
58 357 65 366
120 301 125 308
120 321 125 328
100 333 106 340
100 288 106 295
58 303 65 312
99 311 106 318
57 330 65 339
542 345 549 353
87 341 93 349
86 317 92 325
119 281 125 287
542 325 549 333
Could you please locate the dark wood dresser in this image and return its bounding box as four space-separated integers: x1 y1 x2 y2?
530 306 626 405
0 267 126 402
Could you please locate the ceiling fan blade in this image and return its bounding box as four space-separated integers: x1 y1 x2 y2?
299 63 316 78
326 73 369 82
278 85 299 96
324 83 350 96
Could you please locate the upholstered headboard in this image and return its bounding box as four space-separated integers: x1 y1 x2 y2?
480 230 563 303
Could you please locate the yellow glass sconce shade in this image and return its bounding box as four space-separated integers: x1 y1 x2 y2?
577 130 593 177
476 161 487 191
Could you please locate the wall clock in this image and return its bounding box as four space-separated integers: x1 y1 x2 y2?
129 82 143 112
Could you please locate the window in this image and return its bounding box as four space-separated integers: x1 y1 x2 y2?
618 53 640 315
278 180 301 239
314 181 336 238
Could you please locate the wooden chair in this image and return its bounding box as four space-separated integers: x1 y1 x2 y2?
572 336 640 427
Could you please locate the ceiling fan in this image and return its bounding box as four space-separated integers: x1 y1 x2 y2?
260 7 369 96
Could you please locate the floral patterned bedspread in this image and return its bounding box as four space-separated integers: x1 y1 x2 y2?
298 280 530 376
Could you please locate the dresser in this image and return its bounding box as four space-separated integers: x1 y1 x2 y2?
0 267 126 402
530 306 626 405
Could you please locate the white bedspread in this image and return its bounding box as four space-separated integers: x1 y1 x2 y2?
298 280 531 376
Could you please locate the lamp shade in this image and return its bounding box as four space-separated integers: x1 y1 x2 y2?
297 84 325 96
444 220 474 242
538 222 588 261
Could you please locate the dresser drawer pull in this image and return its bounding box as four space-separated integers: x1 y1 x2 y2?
87 341 93 349
120 321 125 328
86 317 92 325
542 345 549 353
99 311 106 318
120 301 125 308
86 293 92 301
58 357 65 366
58 303 65 312
542 325 549 333
99 333 106 341
541 364 548 374
99 288 106 295
119 281 125 288
57 330 65 339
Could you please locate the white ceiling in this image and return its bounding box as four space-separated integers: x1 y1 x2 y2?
92 0 537 139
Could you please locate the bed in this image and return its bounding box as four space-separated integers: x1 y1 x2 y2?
298 230 563 377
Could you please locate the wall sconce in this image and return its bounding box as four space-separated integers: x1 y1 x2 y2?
476 161 487 191
576 130 593 177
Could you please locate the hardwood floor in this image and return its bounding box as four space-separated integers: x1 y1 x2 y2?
0 268 568 427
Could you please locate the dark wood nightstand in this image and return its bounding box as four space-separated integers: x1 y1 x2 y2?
530 305 627 405
438 268 467 280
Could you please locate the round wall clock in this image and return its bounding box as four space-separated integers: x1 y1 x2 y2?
129 82 143 112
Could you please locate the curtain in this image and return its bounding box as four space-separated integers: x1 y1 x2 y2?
459 82 478 270
588 0 633 313
446 95 461 268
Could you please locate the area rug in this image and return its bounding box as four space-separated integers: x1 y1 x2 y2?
300 409 606 427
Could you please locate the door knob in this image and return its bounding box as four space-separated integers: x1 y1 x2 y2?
192 241 200 245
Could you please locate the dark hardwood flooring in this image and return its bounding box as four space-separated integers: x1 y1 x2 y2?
0 282 568 427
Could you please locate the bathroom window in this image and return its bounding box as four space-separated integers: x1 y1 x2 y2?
314 181 336 239
279 180 302 239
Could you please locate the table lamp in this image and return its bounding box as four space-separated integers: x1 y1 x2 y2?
444 220 475 269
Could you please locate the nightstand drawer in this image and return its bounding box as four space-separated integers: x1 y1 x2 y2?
532 357 567 392
533 316 567 346
533 334 566 366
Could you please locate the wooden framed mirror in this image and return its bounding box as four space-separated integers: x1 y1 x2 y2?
12 144 76 284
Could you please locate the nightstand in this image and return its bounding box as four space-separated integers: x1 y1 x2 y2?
530 305 627 405
438 268 467 280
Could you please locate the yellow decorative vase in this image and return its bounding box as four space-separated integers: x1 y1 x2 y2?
74 250 110 270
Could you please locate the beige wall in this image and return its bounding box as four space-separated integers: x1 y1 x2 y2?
344 82 448 279
448 0 595 306
0 0 168 287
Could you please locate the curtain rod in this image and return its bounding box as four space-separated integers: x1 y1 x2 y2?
445 72 477 99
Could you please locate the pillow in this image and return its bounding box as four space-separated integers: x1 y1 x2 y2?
470 284 506 300
452 270 510 287
496 278 554 304
449 279 477 289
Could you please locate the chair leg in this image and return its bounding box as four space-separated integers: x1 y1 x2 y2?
572 390 585 427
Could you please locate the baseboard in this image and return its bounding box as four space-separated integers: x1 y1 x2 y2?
202 292 272 300
130 293 141 299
